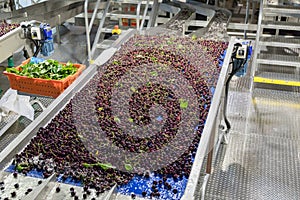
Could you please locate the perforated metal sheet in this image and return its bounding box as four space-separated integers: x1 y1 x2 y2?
0 96 53 152
0 113 19 132
204 87 300 200
256 71 300 82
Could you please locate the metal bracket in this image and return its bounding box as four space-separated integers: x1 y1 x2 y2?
200 174 210 200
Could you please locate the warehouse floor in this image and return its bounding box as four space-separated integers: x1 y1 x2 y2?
203 66 300 199
0 24 299 199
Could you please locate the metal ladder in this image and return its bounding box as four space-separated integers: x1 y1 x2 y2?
252 0 300 90
84 0 159 63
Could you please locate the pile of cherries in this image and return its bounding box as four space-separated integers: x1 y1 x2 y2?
11 34 227 199
0 22 19 37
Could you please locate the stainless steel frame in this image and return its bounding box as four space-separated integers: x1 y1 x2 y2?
0 26 24 63
0 20 39 63
0 32 237 199
84 0 102 62
181 37 236 200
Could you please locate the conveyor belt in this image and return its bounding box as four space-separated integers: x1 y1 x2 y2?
0 2 234 200
0 25 25 64
0 96 53 152
0 34 234 200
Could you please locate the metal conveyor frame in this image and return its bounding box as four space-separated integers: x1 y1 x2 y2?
0 29 237 200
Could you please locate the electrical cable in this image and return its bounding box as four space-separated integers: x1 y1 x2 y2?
223 44 248 133
33 42 43 57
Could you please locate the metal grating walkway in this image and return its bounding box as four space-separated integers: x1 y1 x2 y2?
204 83 300 199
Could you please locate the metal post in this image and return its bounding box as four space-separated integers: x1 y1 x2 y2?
140 0 150 32
251 0 257 24
9 0 16 11
215 0 218 7
88 0 102 33
84 0 92 63
147 0 159 28
244 0 250 39
56 14 61 44
136 2 141 30
250 0 264 91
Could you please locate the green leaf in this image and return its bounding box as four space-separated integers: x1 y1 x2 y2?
180 99 189 109
192 34 197 40
16 163 29 172
6 68 19 74
150 71 158 76
114 116 120 123
150 56 158 62
82 163 92 168
177 44 184 49
128 118 134 123
112 60 121 65
99 163 115 170
124 163 133 171
130 86 136 93
82 162 115 170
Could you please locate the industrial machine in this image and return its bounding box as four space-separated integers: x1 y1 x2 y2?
0 0 298 200
21 21 54 57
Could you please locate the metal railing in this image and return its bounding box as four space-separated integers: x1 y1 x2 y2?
84 0 102 63
84 0 153 63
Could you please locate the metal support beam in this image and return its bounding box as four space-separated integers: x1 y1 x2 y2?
244 0 250 39
148 0 159 28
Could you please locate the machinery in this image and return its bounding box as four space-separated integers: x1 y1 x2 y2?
0 1 298 200
0 1 236 199
21 22 54 58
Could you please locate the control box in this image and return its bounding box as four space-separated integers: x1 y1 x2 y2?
31 27 42 40
236 45 248 59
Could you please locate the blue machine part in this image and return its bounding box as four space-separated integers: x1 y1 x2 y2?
30 57 45 64
40 23 53 40
57 174 83 187
118 173 188 199
40 23 54 57
41 39 54 56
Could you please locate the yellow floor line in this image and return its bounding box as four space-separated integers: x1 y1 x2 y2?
254 77 300 87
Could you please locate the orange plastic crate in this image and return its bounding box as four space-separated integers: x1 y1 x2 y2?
130 5 136 12
130 19 137 27
122 18 129 26
3 59 86 98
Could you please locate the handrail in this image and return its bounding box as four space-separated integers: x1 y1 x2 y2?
89 0 102 33
250 0 263 91
84 0 92 62
90 0 111 59
140 0 150 32
85 0 104 63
